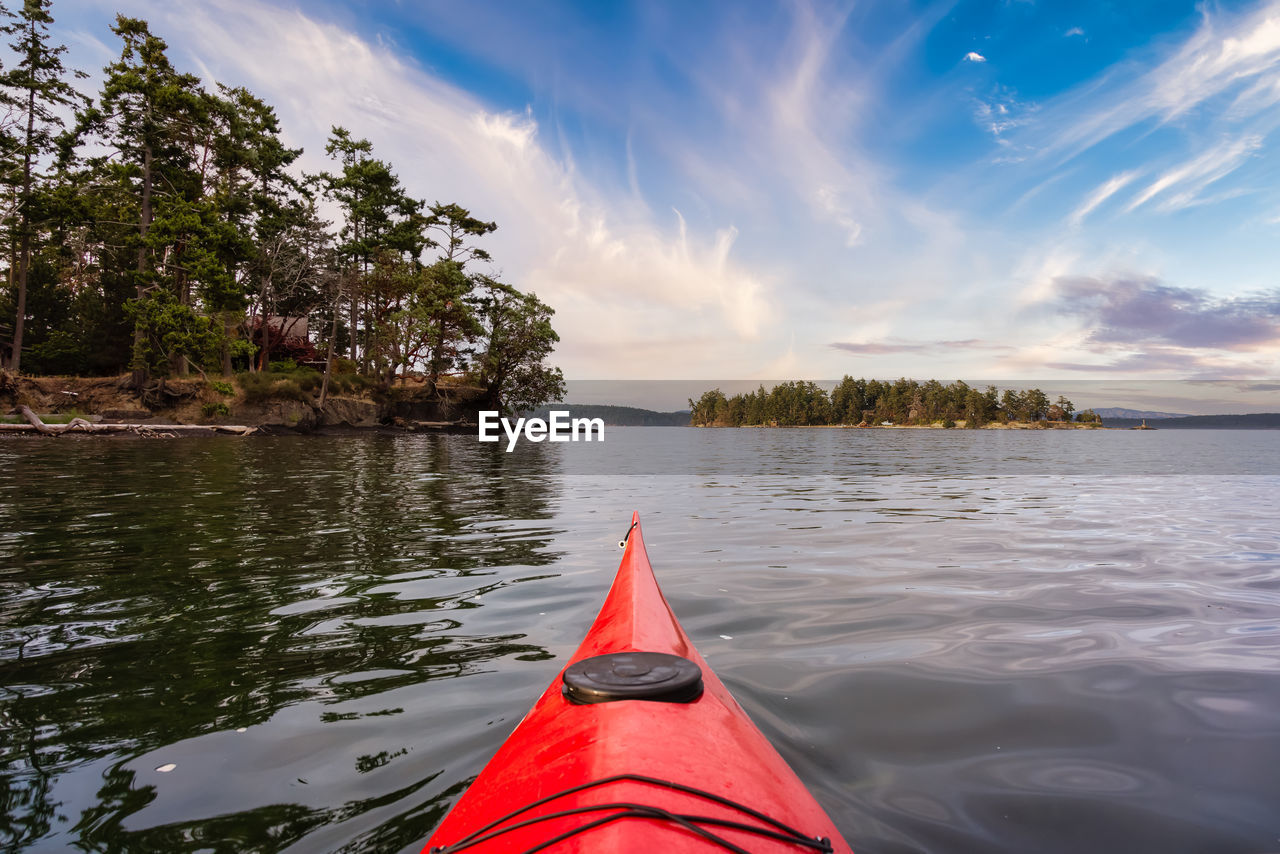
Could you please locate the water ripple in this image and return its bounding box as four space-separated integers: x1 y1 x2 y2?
1 432 1278 852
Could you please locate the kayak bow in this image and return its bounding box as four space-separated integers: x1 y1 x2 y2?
424 513 853 853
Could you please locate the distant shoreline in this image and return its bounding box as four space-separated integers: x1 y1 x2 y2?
713 420 1104 430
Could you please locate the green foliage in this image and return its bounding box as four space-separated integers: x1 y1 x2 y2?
472 278 565 414
691 379 1075 428
417 258 482 381
0 16 564 392
201 401 229 417
425 202 497 265
208 379 233 396
329 372 373 395
0 410 82 424
0 0 90 374
25 329 86 375
262 361 321 395
125 292 223 376
235 369 314 403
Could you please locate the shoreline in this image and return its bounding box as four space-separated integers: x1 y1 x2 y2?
1 372 483 437
723 420 1107 430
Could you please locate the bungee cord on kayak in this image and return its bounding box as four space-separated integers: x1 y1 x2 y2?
428 774 835 853
618 518 639 549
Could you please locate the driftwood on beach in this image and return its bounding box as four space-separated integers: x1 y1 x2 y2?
3 406 256 437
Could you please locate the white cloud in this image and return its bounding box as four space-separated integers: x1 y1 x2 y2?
1065 27 1085 38
973 89 1035 140
1029 0 1280 161
1125 134 1262 212
54 0 1278 384
1226 72 1280 118
1151 5 1280 121
73 0 781 378
1069 170 1142 226
813 186 863 246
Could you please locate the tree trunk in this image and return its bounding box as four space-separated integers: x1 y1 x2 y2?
318 285 343 413
10 81 38 375
11 233 28 374
11 406 255 436
259 316 272 372
132 143 154 389
221 313 233 376
171 238 190 375
348 292 357 364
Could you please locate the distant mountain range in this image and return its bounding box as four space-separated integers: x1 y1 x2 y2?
1102 413 1280 429
524 404 1278 429
529 404 691 426
1091 407 1190 419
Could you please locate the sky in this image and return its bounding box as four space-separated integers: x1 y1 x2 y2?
54 0 1280 410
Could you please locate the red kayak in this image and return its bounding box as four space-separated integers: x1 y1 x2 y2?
423 513 853 853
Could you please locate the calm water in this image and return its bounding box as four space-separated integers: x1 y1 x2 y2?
2 429 1279 853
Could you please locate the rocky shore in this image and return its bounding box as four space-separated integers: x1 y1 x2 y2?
0 373 486 436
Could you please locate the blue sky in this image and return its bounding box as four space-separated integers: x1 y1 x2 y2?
57 0 1280 402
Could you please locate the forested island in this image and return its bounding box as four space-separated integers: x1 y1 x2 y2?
689 379 1100 428
0 3 565 427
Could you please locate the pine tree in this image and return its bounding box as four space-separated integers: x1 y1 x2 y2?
71 16 216 379
321 126 423 371
0 0 86 373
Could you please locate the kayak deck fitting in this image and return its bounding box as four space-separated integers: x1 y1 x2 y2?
423 513 853 853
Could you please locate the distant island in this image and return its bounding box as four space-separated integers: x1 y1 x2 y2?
528 404 690 426
1090 407 1191 419
1101 413 1280 429
689 379 1096 428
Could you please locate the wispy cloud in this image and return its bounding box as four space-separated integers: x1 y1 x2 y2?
1027 0 1280 161
1125 135 1262 212
831 339 1013 355
685 1 962 261
94 0 781 377
53 0 1280 384
1149 4 1280 121
1069 170 1142 225
813 185 863 246
973 87 1035 142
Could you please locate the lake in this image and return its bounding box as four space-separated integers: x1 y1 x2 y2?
2 428 1278 853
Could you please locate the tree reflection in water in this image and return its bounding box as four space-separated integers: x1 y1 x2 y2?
0 434 561 852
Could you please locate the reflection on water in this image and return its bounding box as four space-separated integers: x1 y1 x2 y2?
2 429 1279 853
0 436 564 852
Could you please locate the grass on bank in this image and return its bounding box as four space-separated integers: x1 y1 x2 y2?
0 410 87 424
234 361 373 404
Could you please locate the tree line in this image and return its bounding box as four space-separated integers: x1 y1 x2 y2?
690 378 1101 427
0 2 564 414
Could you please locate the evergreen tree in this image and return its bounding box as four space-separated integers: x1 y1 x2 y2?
321 126 423 370
473 276 564 415
0 0 86 372
70 16 209 379
425 201 496 265
0 14 566 397
422 202 493 382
